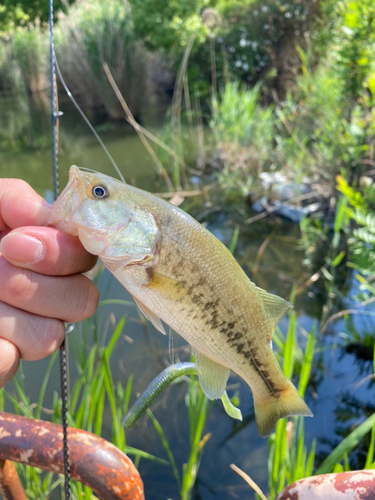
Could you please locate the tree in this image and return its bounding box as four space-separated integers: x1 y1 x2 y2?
0 0 73 34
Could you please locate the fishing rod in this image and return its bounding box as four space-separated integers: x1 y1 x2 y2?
48 2 126 496
48 1 71 498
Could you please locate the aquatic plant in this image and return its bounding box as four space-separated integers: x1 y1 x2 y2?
267 304 316 498
209 80 276 196
0 303 164 499
268 304 375 497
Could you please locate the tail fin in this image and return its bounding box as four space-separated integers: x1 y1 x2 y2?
254 380 312 438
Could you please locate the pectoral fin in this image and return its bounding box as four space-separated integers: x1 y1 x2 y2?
195 351 230 400
133 297 167 335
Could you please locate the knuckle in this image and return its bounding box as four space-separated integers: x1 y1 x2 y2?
2 178 29 191
6 269 35 304
13 179 29 190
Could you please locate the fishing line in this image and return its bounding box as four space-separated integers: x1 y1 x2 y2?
168 327 175 365
53 53 126 183
49 1 71 498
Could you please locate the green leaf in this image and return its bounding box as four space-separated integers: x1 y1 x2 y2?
106 315 126 358
333 463 344 473
124 445 169 464
228 225 240 254
365 421 375 469
146 409 181 489
332 251 346 268
354 228 375 245
283 311 296 379
298 326 315 398
321 267 333 281
369 74 375 95
357 57 369 66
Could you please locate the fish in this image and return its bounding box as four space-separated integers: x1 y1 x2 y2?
48 165 312 437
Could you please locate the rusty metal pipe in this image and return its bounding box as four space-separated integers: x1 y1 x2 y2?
275 470 375 500
0 411 144 500
0 458 27 500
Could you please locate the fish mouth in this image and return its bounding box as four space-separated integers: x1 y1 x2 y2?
46 165 86 233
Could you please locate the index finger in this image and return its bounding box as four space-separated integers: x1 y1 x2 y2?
0 179 51 231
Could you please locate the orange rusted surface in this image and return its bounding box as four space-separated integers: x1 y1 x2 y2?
275 470 375 500
0 458 27 500
0 411 144 500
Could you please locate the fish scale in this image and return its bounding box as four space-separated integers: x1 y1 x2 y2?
48 165 313 437
152 220 281 393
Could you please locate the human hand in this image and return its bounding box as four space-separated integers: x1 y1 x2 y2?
0 179 99 389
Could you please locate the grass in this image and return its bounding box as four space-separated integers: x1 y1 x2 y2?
267 292 375 498
268 302 317 498
143 368 211 500
0 314 213 499
210 80 275 193
0 306 165 499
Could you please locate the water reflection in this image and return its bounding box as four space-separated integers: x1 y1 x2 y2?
317 391 375 471
340 318 374 377
0 92 163 194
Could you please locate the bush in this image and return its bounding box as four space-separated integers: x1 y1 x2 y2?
209 81 275 194
209 1 375 195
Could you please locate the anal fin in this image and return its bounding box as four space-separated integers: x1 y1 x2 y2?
133 297 167 335
195 351 230 400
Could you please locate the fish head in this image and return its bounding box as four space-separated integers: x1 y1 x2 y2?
48 165 159 265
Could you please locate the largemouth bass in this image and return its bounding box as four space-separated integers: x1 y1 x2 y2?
48 166 312 437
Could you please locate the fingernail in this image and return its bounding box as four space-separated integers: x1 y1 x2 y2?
0 232 45 264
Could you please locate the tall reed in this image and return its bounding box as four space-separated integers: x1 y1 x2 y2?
13 19 49 94
55 0 149 121
0 37 24 93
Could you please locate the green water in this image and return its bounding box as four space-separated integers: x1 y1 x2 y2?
0 93 372 499
0 94 164 195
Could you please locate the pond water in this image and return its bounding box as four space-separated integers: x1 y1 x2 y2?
0 92 373 499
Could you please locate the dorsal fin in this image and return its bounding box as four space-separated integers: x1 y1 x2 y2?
194 351 230 400
255 286 292 334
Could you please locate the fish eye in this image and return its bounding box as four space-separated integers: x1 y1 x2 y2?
92 184 109 199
